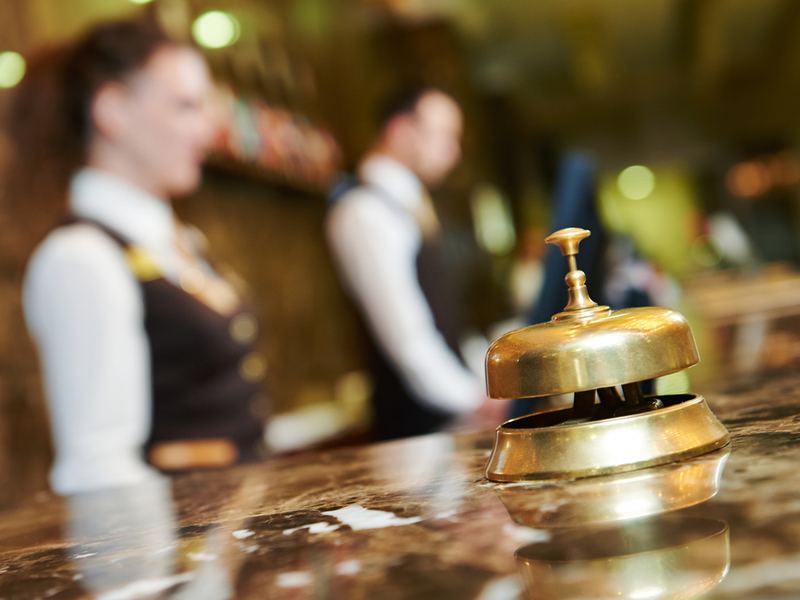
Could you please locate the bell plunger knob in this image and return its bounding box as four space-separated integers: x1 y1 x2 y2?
546 227 591 262
546 228 603 318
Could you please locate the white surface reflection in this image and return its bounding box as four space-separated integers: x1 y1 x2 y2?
65 473 267 599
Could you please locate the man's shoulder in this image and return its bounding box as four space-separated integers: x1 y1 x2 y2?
325 184 419 257
329 184 405 223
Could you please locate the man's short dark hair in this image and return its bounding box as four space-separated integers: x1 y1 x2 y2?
377 87 457 127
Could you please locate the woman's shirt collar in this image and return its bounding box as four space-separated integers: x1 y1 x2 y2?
69 168 176 250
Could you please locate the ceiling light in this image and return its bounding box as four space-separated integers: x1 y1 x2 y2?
192 11 241 49
0 52 25 89
617 165 655 200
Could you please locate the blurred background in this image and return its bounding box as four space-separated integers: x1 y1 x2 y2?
3 0 800 506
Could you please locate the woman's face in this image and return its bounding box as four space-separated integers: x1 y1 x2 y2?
95 46 214 199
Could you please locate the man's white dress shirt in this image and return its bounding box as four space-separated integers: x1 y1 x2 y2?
325 155 483 417
24 168 203 495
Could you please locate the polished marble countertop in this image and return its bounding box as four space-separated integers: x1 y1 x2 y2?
3 373 800 599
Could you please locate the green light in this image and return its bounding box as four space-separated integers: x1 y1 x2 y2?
192 11 241 49
617 165 655 200
470 184 516 255
0 52 25 89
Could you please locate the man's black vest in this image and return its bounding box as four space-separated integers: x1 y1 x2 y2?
329 182 467 440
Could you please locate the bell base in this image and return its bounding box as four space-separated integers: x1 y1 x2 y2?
485 394 730 482
495 447 730 529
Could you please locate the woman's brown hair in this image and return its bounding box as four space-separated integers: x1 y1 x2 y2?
1 19 176 264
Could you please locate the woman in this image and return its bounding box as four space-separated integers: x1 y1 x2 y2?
10 20 266 495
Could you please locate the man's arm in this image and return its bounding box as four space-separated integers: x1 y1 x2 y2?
326 194 484 416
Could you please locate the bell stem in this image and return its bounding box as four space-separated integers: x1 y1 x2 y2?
567 255 578 272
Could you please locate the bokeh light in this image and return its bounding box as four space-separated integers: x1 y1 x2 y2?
766 152 800 186
128 0 154 4
725 152 800 199
725 161 770 198
0 51 26 89
192 11 241 49
617 165 656 200
470 183 517 255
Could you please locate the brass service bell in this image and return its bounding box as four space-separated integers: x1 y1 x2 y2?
485 227 730 481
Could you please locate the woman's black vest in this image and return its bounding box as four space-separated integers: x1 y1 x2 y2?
68 220 266 468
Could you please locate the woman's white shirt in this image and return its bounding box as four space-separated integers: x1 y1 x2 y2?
23 168 191 495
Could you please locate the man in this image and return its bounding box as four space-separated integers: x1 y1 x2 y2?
326 88 503 440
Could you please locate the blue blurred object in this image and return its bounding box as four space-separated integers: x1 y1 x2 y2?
510 151 604 418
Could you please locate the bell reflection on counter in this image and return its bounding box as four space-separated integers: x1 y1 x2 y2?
495 448 732 600
485 227 730 482
515 517 729 600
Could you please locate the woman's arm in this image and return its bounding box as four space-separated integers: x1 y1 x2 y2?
23 225 160 494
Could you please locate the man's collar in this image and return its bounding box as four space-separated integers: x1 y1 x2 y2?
358 154 424 211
